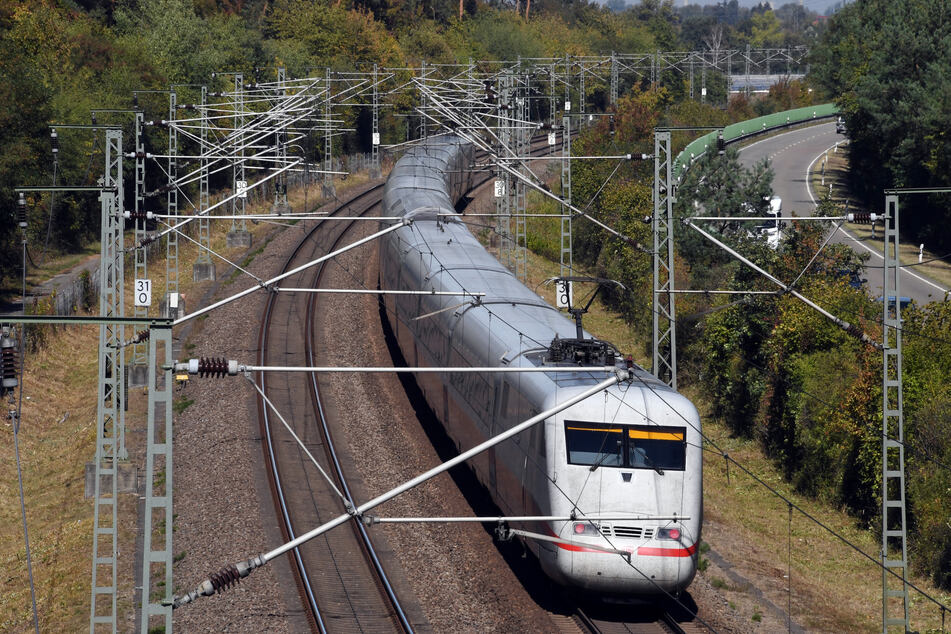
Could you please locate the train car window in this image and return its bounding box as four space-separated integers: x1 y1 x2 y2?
565 422 623 467
627 426 686 471
564 421 686 471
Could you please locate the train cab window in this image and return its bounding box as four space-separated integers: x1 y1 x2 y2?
627 426 686 471
564 421 686 471
565 423 623 468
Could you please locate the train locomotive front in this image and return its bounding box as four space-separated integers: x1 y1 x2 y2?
379 134 702 596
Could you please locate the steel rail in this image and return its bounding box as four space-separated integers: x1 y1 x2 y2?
257 180 413 632
303 212 414 631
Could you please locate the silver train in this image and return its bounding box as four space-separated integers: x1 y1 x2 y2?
379 135 702 595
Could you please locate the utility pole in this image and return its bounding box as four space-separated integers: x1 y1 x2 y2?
652 130 676 388
881 193 909 633
130 110 148 386
273 67 291 214
193 85 215 281
228 73 251 247
90 128 124 633
560 95 572 278
139 325 174 633
513 67 529 283
163 89 181 318
370 63 381 179
610 52 619 107
323 68 335 200
496 72 514 271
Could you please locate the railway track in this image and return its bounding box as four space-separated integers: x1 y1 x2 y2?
572 601 710 634
256 182 415 632
252 132 593 631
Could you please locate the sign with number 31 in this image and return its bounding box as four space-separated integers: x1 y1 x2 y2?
134 279 152 307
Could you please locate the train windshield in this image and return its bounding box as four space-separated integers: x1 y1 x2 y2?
565 421 686 471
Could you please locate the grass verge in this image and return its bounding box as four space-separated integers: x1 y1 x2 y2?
0 168 379 631
811 143 951 296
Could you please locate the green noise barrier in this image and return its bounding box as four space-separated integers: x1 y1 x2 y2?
673 103 840 182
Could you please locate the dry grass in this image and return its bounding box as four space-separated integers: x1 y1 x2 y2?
0 325 98 632
0 171 374 632
696 410 951 632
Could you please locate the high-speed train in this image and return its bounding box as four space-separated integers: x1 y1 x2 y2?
379 134 702 595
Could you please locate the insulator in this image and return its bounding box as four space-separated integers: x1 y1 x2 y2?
197 357 229 377
846 323 866 340
18 193 27 228
124 210 153 221
848 212 872 224
91 112 97 125
208 564 241 593
609 115 615 135
133 93 139 108
133 329 150 345
51 129 59 157
716 133 726 155
1 328 18 392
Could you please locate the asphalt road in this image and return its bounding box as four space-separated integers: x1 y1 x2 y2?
738 121 948 305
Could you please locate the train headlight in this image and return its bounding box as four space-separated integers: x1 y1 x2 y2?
657 527 681 541
573 522 600 535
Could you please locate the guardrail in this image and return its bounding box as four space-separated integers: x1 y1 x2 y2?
673 103 840 182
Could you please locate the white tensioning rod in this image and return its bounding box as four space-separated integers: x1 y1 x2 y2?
684 219 882 350
173 361 617 375
365 514 691 524
167 372 625 608
274 288 486 297
148 214 399 221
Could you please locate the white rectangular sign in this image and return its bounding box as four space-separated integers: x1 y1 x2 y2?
372 132 380 146
494 180 505 198
134 279 152 307
564 100 571 112
555 279 573 309
236 180 248 199
548 132 556 146
701 87 707 97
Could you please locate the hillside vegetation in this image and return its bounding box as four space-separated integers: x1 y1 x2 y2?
6 0 950 623
0 0 820 288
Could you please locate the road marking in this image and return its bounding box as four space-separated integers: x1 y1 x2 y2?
804 143 948 296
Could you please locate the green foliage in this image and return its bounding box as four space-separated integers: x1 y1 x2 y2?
749 10 782 48
810 0 951 249
172 397 194 415
906 396 951 589
266 0 403 69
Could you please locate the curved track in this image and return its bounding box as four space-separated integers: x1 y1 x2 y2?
253 133 622 631
256 183 414 632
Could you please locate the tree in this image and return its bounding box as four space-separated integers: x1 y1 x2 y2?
749 9 782 48
810 0 951 250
